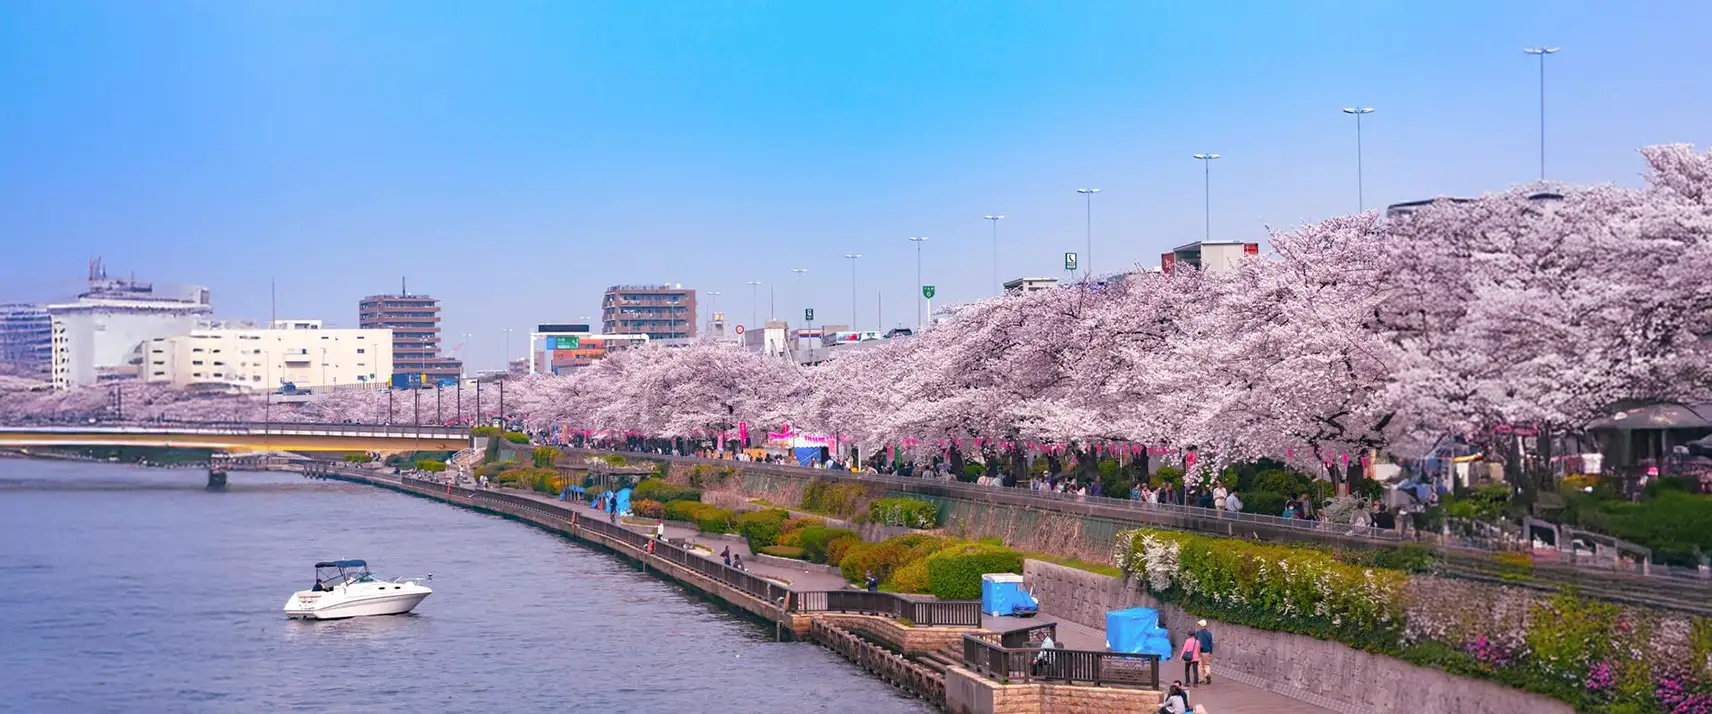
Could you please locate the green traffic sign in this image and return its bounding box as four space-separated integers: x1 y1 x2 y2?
804 308 815 322
1064 252 1079 272
922 285 936 299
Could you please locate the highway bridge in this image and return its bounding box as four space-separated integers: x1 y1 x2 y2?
0 422 471 454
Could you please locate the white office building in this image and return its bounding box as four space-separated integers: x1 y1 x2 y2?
141 321 393 393
49 262 214 390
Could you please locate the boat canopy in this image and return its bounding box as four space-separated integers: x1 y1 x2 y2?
315 559 368 569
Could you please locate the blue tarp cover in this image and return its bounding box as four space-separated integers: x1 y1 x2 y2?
614 487 632 516
793 447 822 467
981 575 1037 616
1106 607 1173 660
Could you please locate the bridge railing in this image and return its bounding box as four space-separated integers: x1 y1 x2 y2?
0 421 470 440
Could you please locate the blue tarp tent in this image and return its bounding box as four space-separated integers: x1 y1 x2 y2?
793 447 822 467
981 573 1038 616
1106 607 1173 660
613 487 632 516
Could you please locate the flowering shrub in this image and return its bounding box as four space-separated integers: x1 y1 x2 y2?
1585 660 1615 695
1113 528 1405 647
631 499 665 519
1657 677 1712 714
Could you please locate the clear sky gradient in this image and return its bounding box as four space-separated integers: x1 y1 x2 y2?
2 1 1708 371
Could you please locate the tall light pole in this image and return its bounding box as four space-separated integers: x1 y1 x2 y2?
1076 188 1100 277
1342 107 1375 210
844 254 862 329
1192 154 1219 242
1524 47 1560 181
907 236 928 327
984 215 1004 296
746 281 763 332
501 328 513 374
791 268 809 321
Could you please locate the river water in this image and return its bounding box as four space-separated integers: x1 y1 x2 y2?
0 459 933 714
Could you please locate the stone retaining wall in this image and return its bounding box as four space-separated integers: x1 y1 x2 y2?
943 665 1161 714
1022 560 1573 714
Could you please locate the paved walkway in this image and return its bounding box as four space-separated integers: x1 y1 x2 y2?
986 609 1336 714
502 488 853 592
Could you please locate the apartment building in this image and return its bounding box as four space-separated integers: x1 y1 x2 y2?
358 289 462 385
601 285 697 340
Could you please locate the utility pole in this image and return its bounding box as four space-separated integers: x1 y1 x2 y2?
1192 153 1220 242
984 215 1004 296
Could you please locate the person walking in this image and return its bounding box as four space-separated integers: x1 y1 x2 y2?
1178 629 1202 687
1224 489 1243 514
1194 619 1215 684
864 570 879 592
721 546 732 567
732 553 744 571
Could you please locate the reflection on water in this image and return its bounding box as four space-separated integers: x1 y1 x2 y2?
0 460 932 714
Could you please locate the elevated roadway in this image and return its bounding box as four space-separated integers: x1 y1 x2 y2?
0 422 470 454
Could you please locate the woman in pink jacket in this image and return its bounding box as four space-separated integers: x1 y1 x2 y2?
1179 633 1202 687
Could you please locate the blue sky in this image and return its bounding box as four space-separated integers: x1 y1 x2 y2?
2 1 1708 370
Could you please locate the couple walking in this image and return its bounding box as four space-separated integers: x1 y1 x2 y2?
1159 620 1215 714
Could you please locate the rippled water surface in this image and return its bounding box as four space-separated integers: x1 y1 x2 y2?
0 458 933 714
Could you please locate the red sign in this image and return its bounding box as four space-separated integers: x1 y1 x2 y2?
1161 252 1176 275
734 325 745 335
1244 243 1259 256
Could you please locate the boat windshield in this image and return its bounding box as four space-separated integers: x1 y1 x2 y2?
313 562 373 587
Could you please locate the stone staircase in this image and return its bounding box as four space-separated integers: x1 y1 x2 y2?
915 640 965 675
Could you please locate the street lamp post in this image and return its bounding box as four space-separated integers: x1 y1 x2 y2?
1524 47 1560 181
746 281 763 332
984 215 1003 296
502 328 513 374
908 236 928 328
843 254 862 330
1076 188 1100 277
1341 107 1375 210
1192 154 1219 242
790 268 809 321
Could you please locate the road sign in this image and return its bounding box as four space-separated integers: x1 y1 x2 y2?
922 285 936 299
1064 252 1079 272
734 324 746 335
804 308 815 322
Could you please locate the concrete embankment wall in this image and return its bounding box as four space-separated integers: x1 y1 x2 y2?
1022 560 1572 714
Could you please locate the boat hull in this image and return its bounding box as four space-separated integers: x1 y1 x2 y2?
284 586 431 620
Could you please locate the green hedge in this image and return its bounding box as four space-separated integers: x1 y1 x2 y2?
502 431 530 444
1557 488 1712 567
415 459 447 472
664 500 724 525
759 545 807 560
867 497 941 529
798 526 860 564
839 541 909 583
471 425 501 437
737 509 792 551
633 479 702 504
801 480 866 518
926 543 1023 600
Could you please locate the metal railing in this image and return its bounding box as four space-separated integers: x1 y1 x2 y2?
791 590 982 628
962 633 1159 688
564 447 1399 542
393 476 794 608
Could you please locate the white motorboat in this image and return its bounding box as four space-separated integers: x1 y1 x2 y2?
283 559 432 620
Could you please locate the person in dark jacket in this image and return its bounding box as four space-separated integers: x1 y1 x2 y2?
1194 620 1215 684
